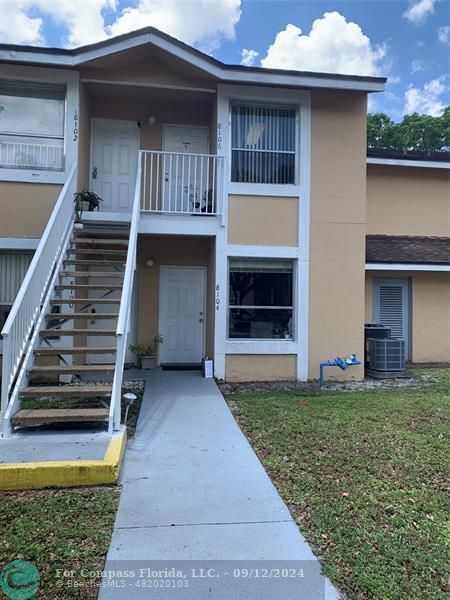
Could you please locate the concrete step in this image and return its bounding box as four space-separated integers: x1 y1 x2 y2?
29 365 115 375
12 408 109 426
54 284 123 291
72 238 129 245
35 346 117 355
46 313 119 320
19 384 113 398
59 271 124 278
50 298 120 305
41 329 117 337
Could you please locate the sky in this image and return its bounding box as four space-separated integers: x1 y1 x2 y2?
0 0 449 121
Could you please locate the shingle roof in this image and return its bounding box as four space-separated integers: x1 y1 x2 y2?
367 148 450 162
366 235 450 265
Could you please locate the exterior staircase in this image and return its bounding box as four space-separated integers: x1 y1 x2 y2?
10 221 130 431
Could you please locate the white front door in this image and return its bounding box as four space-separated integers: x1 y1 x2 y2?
159 267 205 364
91 120 139 212
374 278 410 360
162 125 209 212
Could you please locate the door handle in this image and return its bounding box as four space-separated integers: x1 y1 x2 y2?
92 166 98 179
199 318 203 323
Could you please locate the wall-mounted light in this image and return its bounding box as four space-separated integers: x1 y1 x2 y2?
146 259 155 268
147 115 157 126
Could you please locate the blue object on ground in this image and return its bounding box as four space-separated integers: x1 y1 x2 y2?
319 354 362 387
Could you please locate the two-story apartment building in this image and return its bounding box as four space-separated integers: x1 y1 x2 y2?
0 27 448 434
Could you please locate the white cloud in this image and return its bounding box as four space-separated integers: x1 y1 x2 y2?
32 0 116 47
108 0 242 53
261 12 386 76
0 0 242 52
411 59 425 73
0 1 43 44
240 48 258 66
388 75 401 84
438 25 450 44
404 77 449 116
403 0 436 25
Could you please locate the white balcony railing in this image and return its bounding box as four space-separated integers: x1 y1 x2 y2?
140 150 225 216
0 140 64 171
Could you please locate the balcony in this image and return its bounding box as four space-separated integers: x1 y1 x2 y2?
140 150 225 218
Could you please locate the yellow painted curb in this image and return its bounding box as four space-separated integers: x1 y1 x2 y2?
0 429 127 491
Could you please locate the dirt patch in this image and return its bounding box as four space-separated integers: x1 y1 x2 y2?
218 372 431 396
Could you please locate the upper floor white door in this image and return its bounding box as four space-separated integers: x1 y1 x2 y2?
162 125 209 212
91 119 139 212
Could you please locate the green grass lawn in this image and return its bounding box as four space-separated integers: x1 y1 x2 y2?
0 487 120 598
227 369 450 600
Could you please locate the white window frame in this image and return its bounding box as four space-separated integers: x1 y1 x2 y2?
219 84 306 197
226 257 297 348
230 102 297 187
0 64 79 184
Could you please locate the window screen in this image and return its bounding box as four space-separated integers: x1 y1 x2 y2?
231 104 296 184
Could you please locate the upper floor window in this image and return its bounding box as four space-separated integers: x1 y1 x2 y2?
0 80 65 172
231 103 296 184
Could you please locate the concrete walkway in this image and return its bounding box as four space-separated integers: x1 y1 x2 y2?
100 370 338 599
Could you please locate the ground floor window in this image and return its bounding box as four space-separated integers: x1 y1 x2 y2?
0 251 33 340
228 259 294 339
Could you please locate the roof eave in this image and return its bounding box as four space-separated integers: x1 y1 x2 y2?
0 27 386 93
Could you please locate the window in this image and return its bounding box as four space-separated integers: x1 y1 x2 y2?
0 80 65 172
0 251 33 341
228 259 294 339
231 103 296 184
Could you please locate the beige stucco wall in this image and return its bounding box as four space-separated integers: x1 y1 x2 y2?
367 165 450 236
136 235 214 360
228 195 298 246
225 355 297 381
365 271 450 363
308 90 368 380
0 183 61 238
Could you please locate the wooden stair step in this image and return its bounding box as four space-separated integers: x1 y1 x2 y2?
64 259 125 266
46 313 119 320
12 408 109 426
20 384 113 398
35 346 116 355
67 248 128 256
75 231 129 238
41 329 117 337
29 365 115 375
55 284 123 290
59 271 124 278
72 238 129 245
51 298 120 305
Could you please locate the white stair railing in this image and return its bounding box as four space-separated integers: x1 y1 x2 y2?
1 164 77 436
109 154 142 432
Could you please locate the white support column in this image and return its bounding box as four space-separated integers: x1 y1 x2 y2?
296 92 312 381
213 86 231 379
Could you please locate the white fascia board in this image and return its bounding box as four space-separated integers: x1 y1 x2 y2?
366 263 450 272
367 157 450 169
0 238 40 250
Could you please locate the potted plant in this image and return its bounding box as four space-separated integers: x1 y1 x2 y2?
129 335 163 369
74 190 103 226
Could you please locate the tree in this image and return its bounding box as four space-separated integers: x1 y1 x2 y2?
367 113 398 149
367 107 449 152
